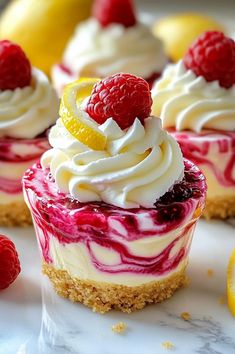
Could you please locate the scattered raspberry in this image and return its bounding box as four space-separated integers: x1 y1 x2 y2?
0 40 32 91
0 234 21 290
92 0 136 28
183 31 235 89
85 73 152 130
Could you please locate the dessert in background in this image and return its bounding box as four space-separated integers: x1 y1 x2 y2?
153 13 224 62
0 40 59 226
152 31 235 219
0 234 21 290
227 249 235 317
52 0 168 96
23 73 206 313
0 0 92 75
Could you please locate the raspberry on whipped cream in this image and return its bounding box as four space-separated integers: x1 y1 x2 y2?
51 0 167 96
152 31 235 219
0 40 59 226
23 74 206 313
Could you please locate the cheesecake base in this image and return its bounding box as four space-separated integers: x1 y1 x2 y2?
42 263 187 313
0 202 32 227
204 196 235 219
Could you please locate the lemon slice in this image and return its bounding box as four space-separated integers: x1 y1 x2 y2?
227 249 235 316
153 13 224 62
60 78 106 151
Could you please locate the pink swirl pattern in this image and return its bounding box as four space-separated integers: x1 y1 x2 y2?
0 136 50 195
170 129 235 188
23 160 206 277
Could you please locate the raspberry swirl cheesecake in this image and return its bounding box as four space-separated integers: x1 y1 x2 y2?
152 31 235 219
23 74 206 313
0 40 59 226
52 0 167 96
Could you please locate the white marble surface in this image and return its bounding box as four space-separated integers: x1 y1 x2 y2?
0 219 234 354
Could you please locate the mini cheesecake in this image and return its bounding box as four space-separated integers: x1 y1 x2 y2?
23 74 206 312
23 159 206 313
52 0 167 95
152 31 235 219
0 135 50 226
169 130 235 219
0 40 59 226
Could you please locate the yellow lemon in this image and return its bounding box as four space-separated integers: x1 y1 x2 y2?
153 13 224 62
227 249 235 316
60 78 107 151
0 0 92 75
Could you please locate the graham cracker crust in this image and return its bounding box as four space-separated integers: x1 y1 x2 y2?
203 196 235 219
42 263 187 313
0 202 32 227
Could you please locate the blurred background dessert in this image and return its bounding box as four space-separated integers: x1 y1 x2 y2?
152 31 235 219
51 0 168 95
0 0 234 82
0 40 59 226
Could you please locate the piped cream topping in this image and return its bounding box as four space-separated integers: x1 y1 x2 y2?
42 113 184 209
0 68 59 139
63 19 167 79
152 60 235 132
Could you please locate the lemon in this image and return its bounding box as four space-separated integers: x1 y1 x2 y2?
153 13 224 62
0 0 92 75
60 78 107 151
227 249 235 316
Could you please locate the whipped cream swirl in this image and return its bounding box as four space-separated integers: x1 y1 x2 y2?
152 60 235 132
0 68 59 139
62 19 167 79
42 115 184 209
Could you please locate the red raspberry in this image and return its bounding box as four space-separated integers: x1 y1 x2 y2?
85 73 152 130
92 0 136 28
183 31 235 89
0 40 32 91
0 234 21 290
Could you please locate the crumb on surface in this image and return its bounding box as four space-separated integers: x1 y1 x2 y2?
207 269 214 277
162 341 175 350
111 321 127 334
218 296 226 305
181 311 191 321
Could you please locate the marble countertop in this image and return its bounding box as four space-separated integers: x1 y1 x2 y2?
0 219 234 354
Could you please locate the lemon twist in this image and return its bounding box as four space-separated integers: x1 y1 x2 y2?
227 249 235 316
60 78 107 151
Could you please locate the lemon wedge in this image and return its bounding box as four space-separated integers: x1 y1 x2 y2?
60 78 107 151
0 0 92 75
227 249 235 316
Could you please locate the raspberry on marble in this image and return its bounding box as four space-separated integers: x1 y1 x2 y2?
0 234 21 290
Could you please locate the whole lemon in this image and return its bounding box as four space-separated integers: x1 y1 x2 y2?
0 0 92 75
153 13 224 62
